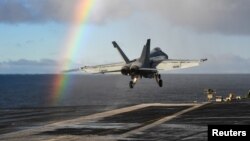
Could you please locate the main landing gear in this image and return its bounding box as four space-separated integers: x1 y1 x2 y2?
128 74 163 88
155 74 163 87
129 81 133 88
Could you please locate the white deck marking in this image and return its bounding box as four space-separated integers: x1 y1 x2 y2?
120 102 208 138
0 103 208 141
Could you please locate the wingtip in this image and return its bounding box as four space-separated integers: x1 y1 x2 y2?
200 58 208 62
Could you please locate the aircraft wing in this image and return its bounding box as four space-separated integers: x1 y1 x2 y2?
79 62 125 74
156 59 207 71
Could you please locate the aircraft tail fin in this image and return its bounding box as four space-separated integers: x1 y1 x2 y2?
112 41 130 63
139 39 150 67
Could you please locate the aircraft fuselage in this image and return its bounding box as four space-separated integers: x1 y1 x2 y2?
121 47 168 79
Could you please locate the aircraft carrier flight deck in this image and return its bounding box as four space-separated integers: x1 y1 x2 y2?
0 100 250 141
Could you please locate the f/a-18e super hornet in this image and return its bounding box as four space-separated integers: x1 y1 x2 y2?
65 39 207 88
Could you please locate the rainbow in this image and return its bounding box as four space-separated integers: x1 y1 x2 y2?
51 0 95 105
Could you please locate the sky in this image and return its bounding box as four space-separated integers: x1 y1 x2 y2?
0 0 250 74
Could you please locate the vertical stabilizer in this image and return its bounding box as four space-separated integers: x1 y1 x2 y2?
112 41 130 63
139 39 150 67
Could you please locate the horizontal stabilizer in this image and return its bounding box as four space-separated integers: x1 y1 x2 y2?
139 68 160 71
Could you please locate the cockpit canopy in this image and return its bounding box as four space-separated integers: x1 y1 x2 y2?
150 47 168 59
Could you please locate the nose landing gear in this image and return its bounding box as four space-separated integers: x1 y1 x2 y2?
129 74 163 88
129 76 139 88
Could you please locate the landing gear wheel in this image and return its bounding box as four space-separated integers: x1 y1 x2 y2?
158 79 163 87
158 74 161 79
129 81 134 88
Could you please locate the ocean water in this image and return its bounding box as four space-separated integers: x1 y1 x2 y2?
0 74 249 108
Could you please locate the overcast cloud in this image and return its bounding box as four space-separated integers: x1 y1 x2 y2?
0 56 249 74
199 55 250 73
134 0 250 35
0 59 59 74
0 59 58 66
0 0 132 23
0 0 250 34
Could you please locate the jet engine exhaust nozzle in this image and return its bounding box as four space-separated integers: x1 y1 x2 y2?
130 65 140 75
121 66 130 75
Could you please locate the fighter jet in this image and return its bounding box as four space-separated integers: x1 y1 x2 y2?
65 39 207 88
